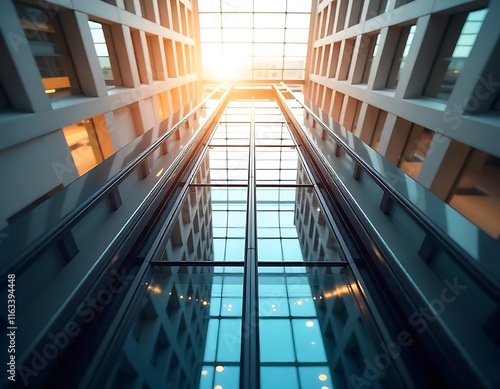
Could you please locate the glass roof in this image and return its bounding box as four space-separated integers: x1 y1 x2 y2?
198 0 312 81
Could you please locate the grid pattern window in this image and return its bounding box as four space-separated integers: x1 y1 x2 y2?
198 0 312 81
424 8 487 100
100 95 409 389
16 3 81 98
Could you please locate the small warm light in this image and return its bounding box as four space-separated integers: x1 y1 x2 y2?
319 296 323 299
169 292 172 295
147 285 161 294
180 295 184 299
45 89 56 94
321 387 329 389
313 296 316 300
203 301 208 306
306 321 314 327
188 296 192 300
201 370 208 376
453 69 460 74
216 366 224 372
215 386 223 389
156 168 164 177
319 374 328 381
316 207 321 212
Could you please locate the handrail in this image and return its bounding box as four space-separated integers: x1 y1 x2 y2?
2 84 227 278
277 82 500 301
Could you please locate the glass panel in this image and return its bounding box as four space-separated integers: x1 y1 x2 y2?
255 123 295 146
256 187 344 262
221 13 253 28
198 4 311 80
254 29 285 43
398 126 435 179
211 123 251 146
106 267 243 389
193 147 249 184
159 187 247 262
285 28 310 43
17 3 79 98
258 267 406 389
386 25 416 89
448 152 500 239
426 8 487 100
88 21 120 85
255 147 311 185
62 119 104 176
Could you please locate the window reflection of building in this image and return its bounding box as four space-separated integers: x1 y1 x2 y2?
162 186 215 262
62 120 104 176
16 2 80 98
96 96 411 389
105 268 221 389
88 21 122 86
424 8 488 100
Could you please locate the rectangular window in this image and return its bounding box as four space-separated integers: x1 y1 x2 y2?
424 9 487 100
370 110 387 150
146 35 163 80
62 118 106 176
397 125 434 179
89 21 122 86
130 29 148 84
361 33 380 84
386 24 416 89
16 3 81 98
449 152 500 239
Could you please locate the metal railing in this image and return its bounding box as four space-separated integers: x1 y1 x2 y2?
276 82 500 301
1 84 228 279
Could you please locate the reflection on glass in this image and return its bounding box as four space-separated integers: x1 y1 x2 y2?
256 188 343 262
160 187 247 262
105 267 242 389
426 8 487 100
193 147 249 184
88 21 121 86
255 147 309 184
211 123 250 145
259 268 405 389
398 126 435 179
386 25 416 89
62 119 104 176
255 123 295 146
16 3 79 98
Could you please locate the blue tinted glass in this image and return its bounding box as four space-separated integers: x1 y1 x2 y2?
261 366 299 389
292 319 328 362
260 319 295 362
